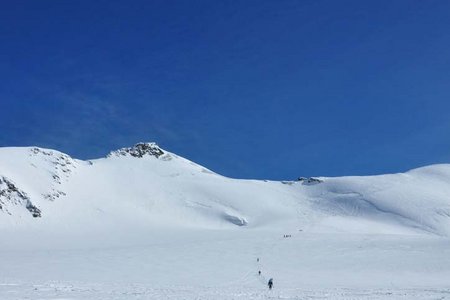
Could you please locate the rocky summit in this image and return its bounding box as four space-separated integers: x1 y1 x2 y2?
108 142 166 158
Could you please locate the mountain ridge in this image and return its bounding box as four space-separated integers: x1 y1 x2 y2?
0 143 449 237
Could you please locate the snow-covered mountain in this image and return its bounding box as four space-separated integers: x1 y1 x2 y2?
1 142 449 236
2 143 450 299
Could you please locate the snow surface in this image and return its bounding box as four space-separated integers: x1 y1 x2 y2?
0 143 449 299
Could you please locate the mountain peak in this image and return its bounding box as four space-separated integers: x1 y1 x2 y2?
108 142 166 159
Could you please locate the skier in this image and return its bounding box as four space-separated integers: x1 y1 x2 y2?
258 270 261 275
268 278 273 289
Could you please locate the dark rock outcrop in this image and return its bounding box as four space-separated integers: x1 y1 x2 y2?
109 142 166 159
297 177 323 185
0 176 41 217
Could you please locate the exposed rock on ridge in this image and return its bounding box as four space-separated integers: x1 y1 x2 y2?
0 176 41 217
109 142 168 159
297 177 323 185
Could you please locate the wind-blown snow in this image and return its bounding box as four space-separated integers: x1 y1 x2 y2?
0 143 449 299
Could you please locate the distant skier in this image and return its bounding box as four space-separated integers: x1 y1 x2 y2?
268 278 273 289
258 270 261 275
257 258 259 262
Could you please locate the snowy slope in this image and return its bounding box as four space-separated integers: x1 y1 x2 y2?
1 143 450 299
0 142 449 236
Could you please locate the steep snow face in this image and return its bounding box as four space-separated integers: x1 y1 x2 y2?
0 143 449 237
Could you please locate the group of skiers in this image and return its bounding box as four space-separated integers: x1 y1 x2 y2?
256 257 274 290
255 232 295 289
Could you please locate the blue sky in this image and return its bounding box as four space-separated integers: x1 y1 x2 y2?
1 0 450 179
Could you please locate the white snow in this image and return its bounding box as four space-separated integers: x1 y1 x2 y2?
0 143 449 299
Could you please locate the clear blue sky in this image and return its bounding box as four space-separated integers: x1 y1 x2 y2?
1 0 450 180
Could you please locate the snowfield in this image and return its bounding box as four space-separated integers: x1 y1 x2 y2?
0 143 449 299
